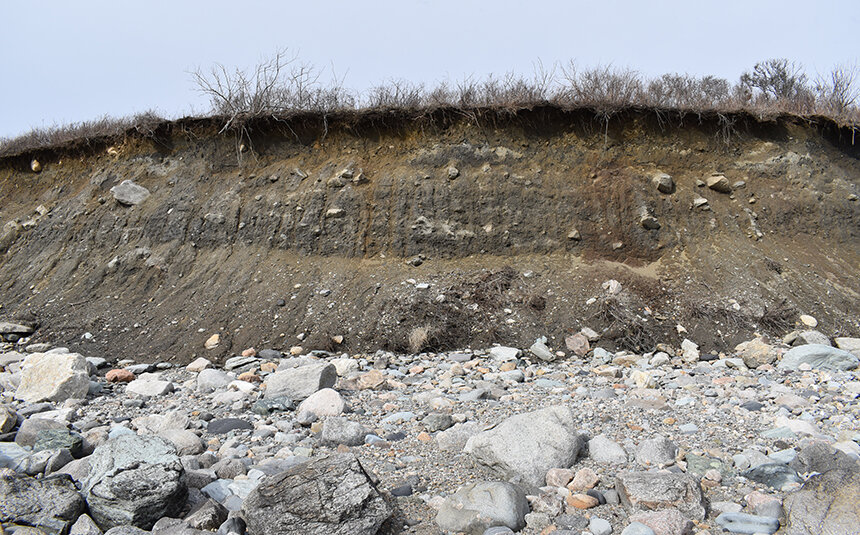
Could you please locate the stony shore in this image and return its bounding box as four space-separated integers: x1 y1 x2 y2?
0 313 858 535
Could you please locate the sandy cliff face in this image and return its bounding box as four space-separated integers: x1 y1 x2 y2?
0 109 857 363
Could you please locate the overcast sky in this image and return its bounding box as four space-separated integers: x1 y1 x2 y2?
1 0 858 138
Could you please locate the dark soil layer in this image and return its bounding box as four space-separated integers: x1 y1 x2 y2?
0 108 857 364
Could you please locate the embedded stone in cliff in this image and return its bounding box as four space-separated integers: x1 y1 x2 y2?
706 174 732 193
15 352 90 403
652 173 675 194
110 180 151 205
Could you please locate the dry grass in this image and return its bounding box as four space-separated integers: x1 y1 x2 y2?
2 56 858 158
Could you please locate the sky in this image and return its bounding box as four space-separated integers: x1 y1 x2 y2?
1 0 858 138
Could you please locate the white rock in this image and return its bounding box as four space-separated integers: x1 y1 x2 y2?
489 346 520 362
681 339 700 363
110 180 151 205
15 352 90 403
186 357 212 373
126 378 174 397
799 314 818 327
331 358 359 377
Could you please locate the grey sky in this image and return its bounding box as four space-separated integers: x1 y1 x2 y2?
2 0 858 138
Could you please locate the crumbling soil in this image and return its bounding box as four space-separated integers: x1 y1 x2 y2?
0 108 857 364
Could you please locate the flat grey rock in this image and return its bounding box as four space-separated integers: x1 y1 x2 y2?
436 481 528 535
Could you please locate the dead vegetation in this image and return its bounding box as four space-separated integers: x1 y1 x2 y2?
3 56 858 158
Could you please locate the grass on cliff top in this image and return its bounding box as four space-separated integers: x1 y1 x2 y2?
2 56 858 158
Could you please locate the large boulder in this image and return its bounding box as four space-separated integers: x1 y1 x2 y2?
777 344 858 371
783 469 860 534
0 470 85 533
464 405 587 491
615 471 706 521
435 481 529 534
15 352 90 403
789 442 860 475
241 453 393 535
264 363 336 400
83 434 186 529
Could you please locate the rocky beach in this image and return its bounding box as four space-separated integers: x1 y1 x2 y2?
0 306 858 534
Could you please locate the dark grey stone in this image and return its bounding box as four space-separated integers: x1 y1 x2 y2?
742 463 803 490
789 442 860 474
0 472 85 532
33 428 83 457
436 481 529 535
241 453 392 535
207 418 253 435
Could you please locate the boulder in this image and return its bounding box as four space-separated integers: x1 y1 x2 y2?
464 405 587 490
320 417 367 446
264 363 336 400
0 470 85 532
635 436 678 467
783 469 860 535
196 368 232 392
778 344 858 371
789 442 860 474
615 471 706 521
436 481 529 534
15 417 69 448
83 435 186 529
110 180 151 205
241 453 392 535
15 352 90 403
834 337 860 358
735 337 779 369
588 434 629 464
297 388 345 418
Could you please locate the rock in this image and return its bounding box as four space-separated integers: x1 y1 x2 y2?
224 355 258 370
264 363 336 400
653 173 675 194
565 333 590 357
621 523 656 535
204 334 220 350
185 498 228 530
834 337 860 358
186 357 212 372
125 377 174 397
635 436 678 467
629 509 694 535
545 467 574 487
489 346 520 362
216 517 246 535
707 174 732 193
0 442 30 472
715 512 780 534
422 413 454 432
778 344 858 371
783 469 860 535
567 492 598 509
615 471 706 521
735 337 779 369
207 418 253 435
590 517 613 535
788 442 860 474
15 352 90 403
33 428 83 456
158 429 204 456
197 369 232 392
0 321 35 335
69 514 103 535
0 471 85 532
250 397 294 416
680 339 699 363
15 417 68 448
529 337 555 362
106 369 135 383
0 406 18 433
799 314 818 327
30 159 42 172
110 180 151 205
464 405 587 490
242 453 392 535
640 214 661 230
588 434 628 464
83 434 186 529
447 166 460 179
436 481 528 534
320 417 367 446
437 422 482 452
296 388 345 418
570 467 599 491
742 463 803 490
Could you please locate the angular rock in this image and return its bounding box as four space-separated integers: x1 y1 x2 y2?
742 463 803 490
436 422 482 452
185 498 228 530
529 338 555 362
84 435 186 530
778 344 858 371
320 417 367 446
15 352 90 403
707 174 732 193
264 363 336 400
110 180 151 205
788 442 860 474
33 428 83 456
185 357 212 373
125 378 174 397
715 512 779 534
436 481 529 535
241 453 392 535
565 333 590 357
0 321 35 335
15 417 68 448
464 405 587 490
588 434 628 464
207 418 253 435
0 471 85 532
69 513 103 535
783 469 860 535
652 173 675 194
196 368 232 392
834 337 860 358
158 429 205 456
735 337 779 369
629 508 694 535
635 436 678 467
615 471 706 521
